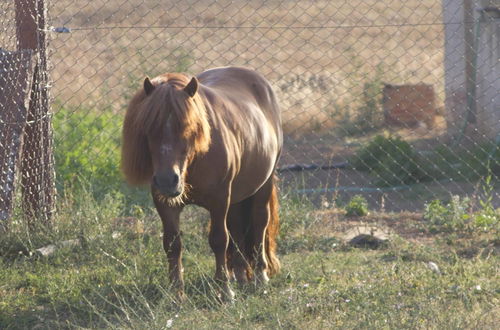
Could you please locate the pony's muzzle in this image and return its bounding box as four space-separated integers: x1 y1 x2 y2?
153 172 182 197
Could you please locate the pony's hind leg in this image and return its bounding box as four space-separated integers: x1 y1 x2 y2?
152 192 185 302
227 199 253 286
249 176 275 285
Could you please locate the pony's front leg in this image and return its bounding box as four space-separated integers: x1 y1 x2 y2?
153 192 185 302
208 199 235 302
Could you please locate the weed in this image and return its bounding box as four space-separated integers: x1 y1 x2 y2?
335 64 385 137
345 195 369 217
423 177 499 233
473 175 500 230
53 107 122 193
355 64 385 131
423 196 471 233
52 103 153 212
51 47 195 209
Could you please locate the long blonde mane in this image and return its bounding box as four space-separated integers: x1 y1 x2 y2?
121 74 211 185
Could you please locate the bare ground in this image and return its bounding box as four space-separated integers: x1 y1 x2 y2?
303 208 499 259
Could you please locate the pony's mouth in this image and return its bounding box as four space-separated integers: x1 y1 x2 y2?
154 184 183 198
153 183 189 207
152 175 183 196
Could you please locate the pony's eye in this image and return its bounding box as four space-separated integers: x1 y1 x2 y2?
160 144 173 154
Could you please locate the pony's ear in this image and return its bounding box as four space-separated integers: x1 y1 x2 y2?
143 77 155 96
183 77 198 97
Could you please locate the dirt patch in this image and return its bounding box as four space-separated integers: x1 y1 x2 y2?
309 208 435 245
303 208 499 260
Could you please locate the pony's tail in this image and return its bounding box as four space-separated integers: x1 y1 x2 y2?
265 176 280 276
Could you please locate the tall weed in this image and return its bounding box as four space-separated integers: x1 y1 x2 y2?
423 176 499 232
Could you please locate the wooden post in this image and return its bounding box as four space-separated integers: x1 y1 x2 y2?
15 0 55 225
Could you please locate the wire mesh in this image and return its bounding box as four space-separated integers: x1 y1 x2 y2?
0 49 33 223
1 0 499 224
1 0 55 227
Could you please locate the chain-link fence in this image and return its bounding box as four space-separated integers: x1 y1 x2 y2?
1 0 499 226
1 0 55 229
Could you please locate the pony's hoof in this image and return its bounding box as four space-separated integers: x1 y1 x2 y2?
225 288 236 303
254 270 270 286
218 286 236 303
234 269 248 287
174 290 187 304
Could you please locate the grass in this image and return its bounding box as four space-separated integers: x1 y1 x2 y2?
1 187 498 329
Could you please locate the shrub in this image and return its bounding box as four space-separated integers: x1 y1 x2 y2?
345 195 369 217
53 107 151 209
350 135 427 186
51 51 194 208
53 107 122 194
422 141 500 182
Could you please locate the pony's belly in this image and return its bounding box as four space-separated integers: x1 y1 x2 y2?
230 157 276 203
230 126 280 202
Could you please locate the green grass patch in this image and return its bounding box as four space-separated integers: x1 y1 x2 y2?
53 105 151 211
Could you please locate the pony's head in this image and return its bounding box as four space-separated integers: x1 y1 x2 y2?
121 73 211 205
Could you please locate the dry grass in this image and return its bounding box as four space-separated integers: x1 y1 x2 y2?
0 1 454 203
32 0 445 134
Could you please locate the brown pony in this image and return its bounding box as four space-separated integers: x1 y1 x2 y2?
121 67 282 301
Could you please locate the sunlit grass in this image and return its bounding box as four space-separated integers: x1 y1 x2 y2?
1 187 498 329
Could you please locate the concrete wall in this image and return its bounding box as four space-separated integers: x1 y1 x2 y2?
443 0 500 140
475 0 500 139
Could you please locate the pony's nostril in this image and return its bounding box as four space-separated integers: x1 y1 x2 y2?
172 173 179 186
153 175 160 187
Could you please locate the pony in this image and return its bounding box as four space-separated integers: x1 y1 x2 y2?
121 67 282 301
